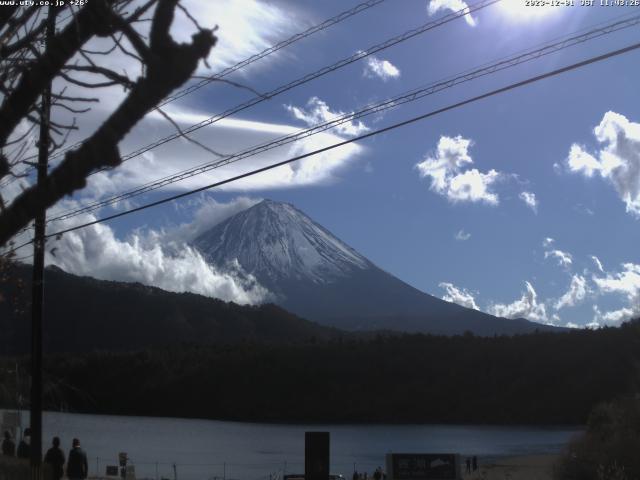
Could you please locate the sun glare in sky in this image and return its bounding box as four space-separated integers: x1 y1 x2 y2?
498 1 558 21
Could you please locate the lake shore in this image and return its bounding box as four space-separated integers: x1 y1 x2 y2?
466 454 559 480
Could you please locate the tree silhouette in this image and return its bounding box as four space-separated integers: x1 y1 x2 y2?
0 0 217 247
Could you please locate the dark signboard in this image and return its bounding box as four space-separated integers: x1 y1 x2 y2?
305 432 330 480
105 466 119 476
387 454 459 480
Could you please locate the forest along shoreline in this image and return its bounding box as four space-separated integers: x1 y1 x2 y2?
1 320 637 425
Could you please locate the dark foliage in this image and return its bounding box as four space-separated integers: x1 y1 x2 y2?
1 320 638 425
555 397 640 480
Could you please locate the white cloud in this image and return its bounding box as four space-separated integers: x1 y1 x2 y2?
592 263 640 324
567 111 640 216
541 238 572 269
565 322 581 329
544 249 573 269
285 97 370 137
519 191 538 213
427 0 477 26
489 281 549 324
439 282 479 310
454 229 471 241
586 320 602 329
567 145 602 177
592 263 640 298
592 305 633 327
555 274 588 310
363 55 400 81
9 199 271 305
591 255 604 273
161 196 260 245
416 135 501 205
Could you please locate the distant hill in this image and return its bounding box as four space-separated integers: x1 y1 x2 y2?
194 199 562 336
0 264 339 355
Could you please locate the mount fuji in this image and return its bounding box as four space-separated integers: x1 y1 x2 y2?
194 200 560 336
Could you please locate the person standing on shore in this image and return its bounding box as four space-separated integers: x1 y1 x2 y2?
16 428 30 459
465 458 471 474
374 467 382 480
66 438 88 480
472 456 478 472
44 437 66 480
1 431 15 456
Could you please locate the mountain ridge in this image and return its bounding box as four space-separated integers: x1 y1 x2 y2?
194 199 562 335
0 263 341 355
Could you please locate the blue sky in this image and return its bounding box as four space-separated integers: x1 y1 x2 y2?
7 0 640 327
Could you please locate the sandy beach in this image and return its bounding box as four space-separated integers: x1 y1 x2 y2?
464 455 559 480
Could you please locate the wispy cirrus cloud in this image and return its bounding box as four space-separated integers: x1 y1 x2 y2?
175 0 300 74
79 105 366 202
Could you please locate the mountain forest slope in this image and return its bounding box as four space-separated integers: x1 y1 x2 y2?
0 264 339 355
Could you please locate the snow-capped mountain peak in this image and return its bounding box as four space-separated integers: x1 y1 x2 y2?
193 200 370 284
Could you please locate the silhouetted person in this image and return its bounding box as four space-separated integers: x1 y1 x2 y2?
465 458 471 474
353 470 359 480
2 431 15 456
66 438 88 480
374 467 381 480
16 428 30 459
472 456 478 472
44 437 66 480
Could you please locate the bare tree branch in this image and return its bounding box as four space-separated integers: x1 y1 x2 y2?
0 0 217 246
63 64 135 89
157 107 226 158
0 0 122 158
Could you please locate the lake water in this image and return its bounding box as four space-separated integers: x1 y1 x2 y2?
3 410 582 480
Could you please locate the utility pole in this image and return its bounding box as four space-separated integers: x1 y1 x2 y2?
30 5 56 479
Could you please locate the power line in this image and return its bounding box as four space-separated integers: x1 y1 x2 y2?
1 0 388 187
42 0 500 178
158 0 387 107
44 13 640 224
46 0 389 162
4 39 635 256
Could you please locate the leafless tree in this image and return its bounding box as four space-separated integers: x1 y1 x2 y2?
0 0 217 248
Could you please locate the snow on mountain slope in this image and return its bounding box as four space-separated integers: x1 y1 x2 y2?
194 199 370 284
193 199 563 335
